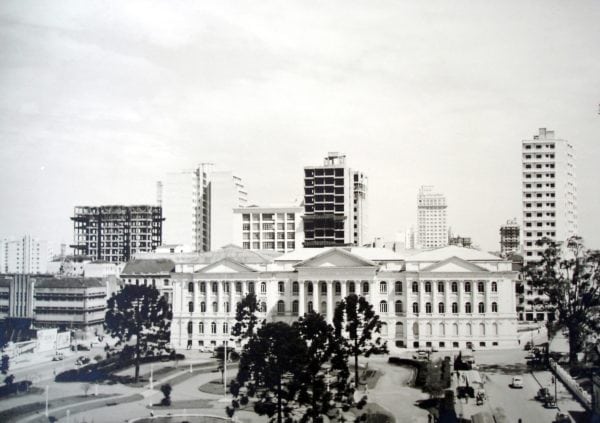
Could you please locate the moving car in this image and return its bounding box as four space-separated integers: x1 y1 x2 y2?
75 356 90 366
553 413 571 423
511 376 524 388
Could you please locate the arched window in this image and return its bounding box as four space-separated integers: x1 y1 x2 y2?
200 302 206 312
261 302 267 313
292 281 299 295
321 282 327 294
426 323 432 336
236 282 242 293
277 300 285 314
198 322 204 334
395 322 404 337
187 321 193 334
395 300 403 314
380 281 387 294
380 323 388 337
412 322 419 335
452 302 458 314
321 301 327 314
200 282 206 292
260 282 266 293
453 323 459 336
478 302 485 313
438 282 445 293
212 302 218 312
362 282 369 294
412 281 418 293
425 281 431 293
335 282 341 295
439 323 445 336
188 301 194 313
492 302 498 312
349 281 356 293
412 302 419 314
278 281 285 294
223 323 228 334
225 302 230 313
211 321 217 334
465 302 472 313
465 282 471 292
188 282 194 293
438 302 445 314
425 302 432 314
307 282 314 294
493 322 499 336
466 323 472 336
395 281 402 294
292 300 299 315
478 282 484 293
479 323 485 336
248 281 255 293
379 300 388 313
451 282 458 293
491 282 498 292
212 282 218 293
308 301 313 312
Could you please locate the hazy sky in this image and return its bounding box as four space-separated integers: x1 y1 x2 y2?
1 0 599 252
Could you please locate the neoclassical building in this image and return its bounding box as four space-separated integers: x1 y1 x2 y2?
168 245 519 351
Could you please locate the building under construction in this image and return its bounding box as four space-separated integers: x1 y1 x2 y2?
71 205 164 262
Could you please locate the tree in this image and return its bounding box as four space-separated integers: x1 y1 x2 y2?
1 354 9 375
294 312 359 422
231 292 263 340
333 294 388 387
228 322 307 423
104 284 172 382
160 383 172 406
525 236 600 364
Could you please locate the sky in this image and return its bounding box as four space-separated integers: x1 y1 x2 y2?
0 0 599 253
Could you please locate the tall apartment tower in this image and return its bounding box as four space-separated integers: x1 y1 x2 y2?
303 152 367 247
416 186 448 249
71 205 163 262
162 165 248 252
0 235 48 274
521 128 577 321
500 218 520 256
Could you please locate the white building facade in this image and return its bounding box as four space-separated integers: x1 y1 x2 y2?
169 245 518 351
417 186 448 249
232 205 304 253
521 128 577 321
0 235 48 274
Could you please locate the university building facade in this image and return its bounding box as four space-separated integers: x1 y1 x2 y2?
166 245 518 351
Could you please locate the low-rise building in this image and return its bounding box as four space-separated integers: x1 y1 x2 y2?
169 245 518 351
120 258 176 305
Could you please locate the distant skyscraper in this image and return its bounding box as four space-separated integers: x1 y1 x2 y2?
162 165 247 252
0 235 48 274
522 128 577 263
500 218 520 256
302 152 367 247
520 128 577 321
417 186 448 249
71 205 163 262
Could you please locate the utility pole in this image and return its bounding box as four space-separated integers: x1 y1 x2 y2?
45 385 49 417
224 340 228 397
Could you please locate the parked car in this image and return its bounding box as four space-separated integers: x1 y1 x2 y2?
413 350 430 360
553 413 571 423
535 387 551 401
524 341 533 351
52 353 64 361
75 356 90 366
511 376 524 388
76 344 90 351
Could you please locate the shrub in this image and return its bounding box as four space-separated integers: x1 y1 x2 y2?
160 383 172 406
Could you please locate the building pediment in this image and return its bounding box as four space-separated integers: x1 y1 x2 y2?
420 256 489 272
195 258 256 274
294 248 378 269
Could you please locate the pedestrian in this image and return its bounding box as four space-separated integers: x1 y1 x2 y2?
428 414 432 423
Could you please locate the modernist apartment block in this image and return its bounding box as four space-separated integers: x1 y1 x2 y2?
71 205 164 262
303 152 367 248
0 275 107 335
1 235 48 274
417 186 448 249
233 205 304 253
521 128 577 321
169 245 518 351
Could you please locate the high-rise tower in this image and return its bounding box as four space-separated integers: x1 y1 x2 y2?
303 152 367 247
417 186 448 249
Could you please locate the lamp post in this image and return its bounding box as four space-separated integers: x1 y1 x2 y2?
45 385 49 417
223 340 228 397
150 363 154 390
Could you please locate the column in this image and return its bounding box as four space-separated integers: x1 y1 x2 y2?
242 281 248 297
313 282 320 314
205 281 212 315
217 281 223 316
326 280 333 322
229 281 235 316
298 281 305 316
